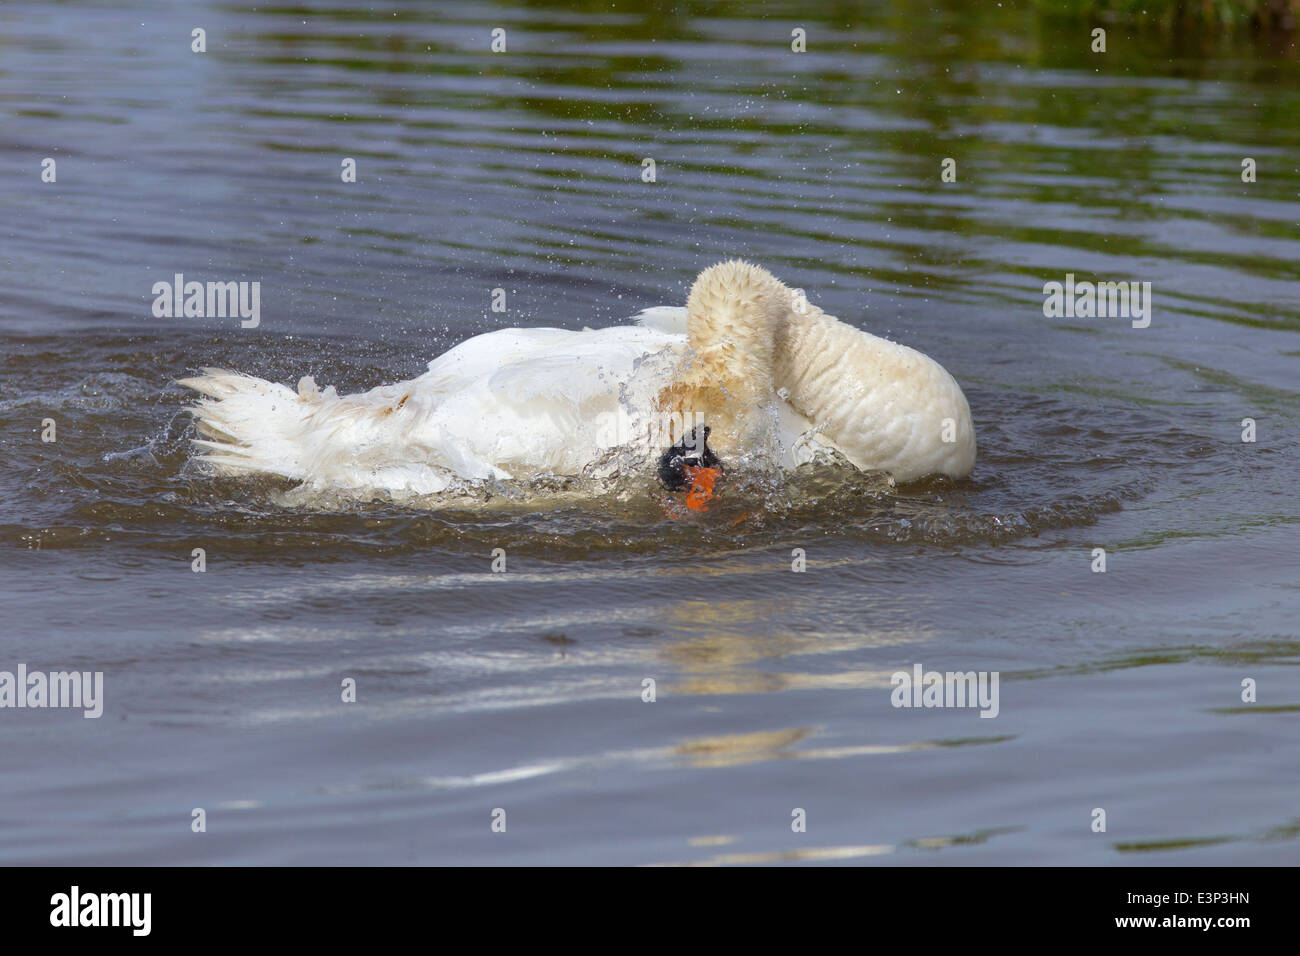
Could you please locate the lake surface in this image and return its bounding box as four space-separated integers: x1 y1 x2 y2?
1 0 1297 865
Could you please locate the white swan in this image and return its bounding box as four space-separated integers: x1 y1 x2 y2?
180 260 975 503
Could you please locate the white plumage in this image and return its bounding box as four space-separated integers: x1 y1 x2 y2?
180 260 975 497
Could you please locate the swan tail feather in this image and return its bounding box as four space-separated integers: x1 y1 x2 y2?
178 369 317 479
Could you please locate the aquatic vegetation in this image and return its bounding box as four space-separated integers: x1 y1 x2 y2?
1034 0 1298 30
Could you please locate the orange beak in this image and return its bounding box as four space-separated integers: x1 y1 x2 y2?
683 464 722 512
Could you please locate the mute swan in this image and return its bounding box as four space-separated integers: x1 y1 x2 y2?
180 260 975 505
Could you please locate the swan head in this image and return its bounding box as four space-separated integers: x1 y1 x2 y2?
657 260 794 466
657 425 723 511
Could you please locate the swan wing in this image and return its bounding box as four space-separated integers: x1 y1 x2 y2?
633 305 688 335
417 325 683 477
